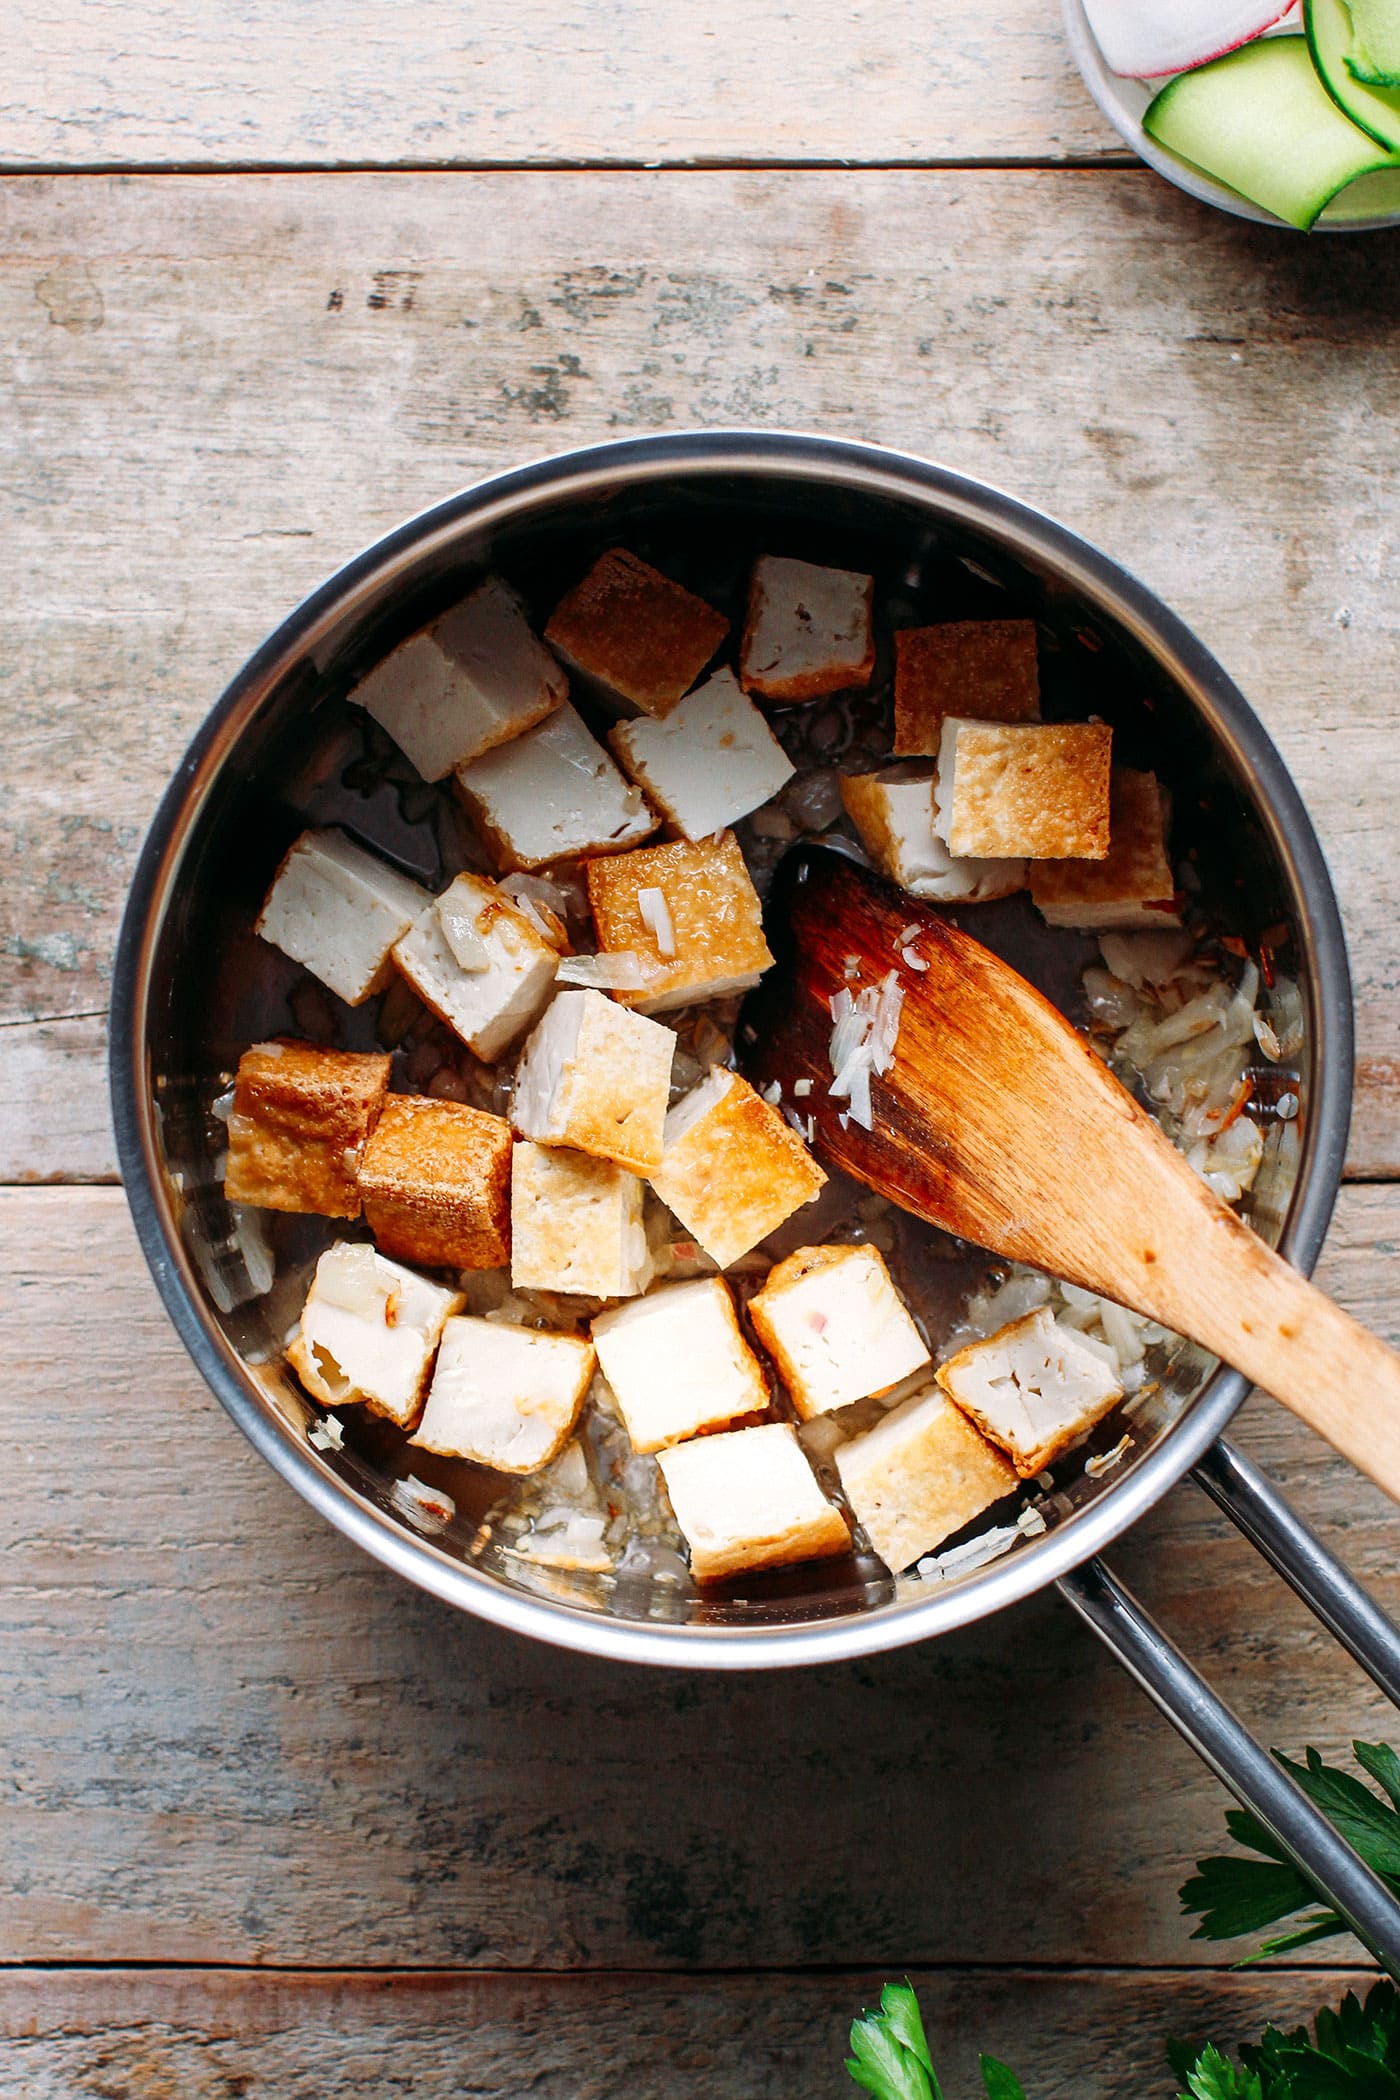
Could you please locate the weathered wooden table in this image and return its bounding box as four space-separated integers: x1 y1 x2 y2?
4 4 1398 2088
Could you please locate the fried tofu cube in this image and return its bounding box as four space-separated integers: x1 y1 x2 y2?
609 667 796 841
224 1038 391 1218
934 719 1113 861
455 701 658 870
510 1141 654 1299
835 1387 1018 1571
1031 768 1179 929
740 556 875 704
358 1095 512 1270
747 1243 931 1420
256 827 432 1006
649 1066 825 1270
586 832 774 1014
658 1422 850 1582
392 873 558 1062
935 1306 1123 1476
287 1240 463 1427
839 765 1025 903
544 549 728 719
410 1314 596 1472
511 988 675 1173
893 620 1040 756
591 1276 769 1452
347 577 567 781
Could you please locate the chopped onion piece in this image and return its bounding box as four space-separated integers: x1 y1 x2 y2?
637 886 677 959
1084 1435 1132 1480
437 902 490 973
308 1414 345 1452
845 1059 873 1130
557 950 655 992
390 1475 456 1534
793 1077 813 1098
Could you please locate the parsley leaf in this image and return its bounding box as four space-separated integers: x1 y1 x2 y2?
1181 1741 1400 1962
979 2054 1029 2100
846 1982 940 2100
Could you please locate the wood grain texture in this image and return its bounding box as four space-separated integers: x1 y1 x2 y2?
2 1180 1397 1969
0 1967 1381 2096
3 171 1398 1178
3 0 1122 171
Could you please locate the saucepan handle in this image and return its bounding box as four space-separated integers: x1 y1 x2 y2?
1057 1554 1400 1975
1193 1436 1400 1708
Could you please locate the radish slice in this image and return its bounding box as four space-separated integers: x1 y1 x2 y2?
1084 0 1297 77
1144 36 1395 228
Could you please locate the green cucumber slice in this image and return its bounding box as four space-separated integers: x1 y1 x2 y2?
1345 0 1400 84
1143 36 1396 229
1309 0 1400 148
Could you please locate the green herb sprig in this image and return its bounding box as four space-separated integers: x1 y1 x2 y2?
846 1981 1025 2100
1181 1741 1400 1962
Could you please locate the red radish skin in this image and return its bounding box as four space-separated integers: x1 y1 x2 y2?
1084 0 1298 77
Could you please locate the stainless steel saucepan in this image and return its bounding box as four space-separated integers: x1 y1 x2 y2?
110 432 1400 1967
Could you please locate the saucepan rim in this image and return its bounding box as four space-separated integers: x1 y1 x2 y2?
109 429 1354 1670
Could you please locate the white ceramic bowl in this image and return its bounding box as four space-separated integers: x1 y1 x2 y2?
1062 0 1400 231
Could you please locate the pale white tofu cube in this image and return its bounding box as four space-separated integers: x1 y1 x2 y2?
511 1141 654 1299
347 578 567 781
410 1314 596 1473
747 1243 931 1420
935 1306 1124 1476
256 828 432 1006
839 766 1025 902
657 1422 850 1582
835 1387 1018 1571
511 987 675 1173
609 668 795 841
455 701 658 871
590 1276 769 1453
740 556 875 704
392 873 558 1062
286 1240 463 1428
649 1066 825 1270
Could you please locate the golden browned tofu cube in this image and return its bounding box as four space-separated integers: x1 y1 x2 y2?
935 719 1112 861
358 1095 513 1271
544 549 728 719
223 1039 391 1219
649 1067 826 1270
893 620 1040 756
1031 767 1179 930
835 1387 1018 1571
585 831 774 1013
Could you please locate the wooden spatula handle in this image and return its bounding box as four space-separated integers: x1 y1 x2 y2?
1157 1225 1400 1503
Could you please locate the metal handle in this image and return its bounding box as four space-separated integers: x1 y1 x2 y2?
1059 1556 1400 1975
1195 1436 1400 1709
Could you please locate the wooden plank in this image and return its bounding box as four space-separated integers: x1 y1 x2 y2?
3 1 1121 171
3 171 1399 1176
2 1180 1397 1969
0 1015 114 1182
0 1967 1381 2095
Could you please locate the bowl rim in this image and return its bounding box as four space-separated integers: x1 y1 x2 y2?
110 428 1355 1670
1060 0 1400 235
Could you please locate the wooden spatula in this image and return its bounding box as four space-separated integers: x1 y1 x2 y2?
739 845 1400 1502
